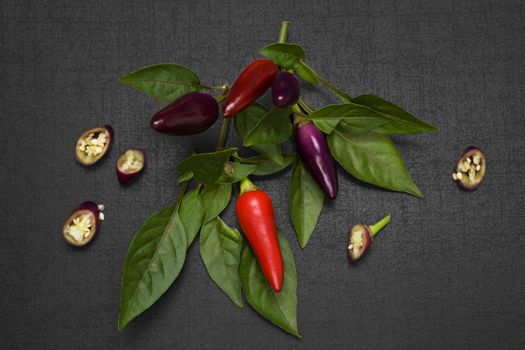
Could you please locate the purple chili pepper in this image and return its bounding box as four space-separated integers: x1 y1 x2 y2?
151 92 219 135
272 71 301 108
294 120 338 199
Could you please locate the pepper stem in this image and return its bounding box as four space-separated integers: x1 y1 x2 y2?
297 98 314 114
174 180 189 212
317 76 353 102
239 177 258 194
278 21 290 44
368 214 391 237
216 117 231 150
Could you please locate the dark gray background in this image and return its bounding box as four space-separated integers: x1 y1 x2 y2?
1 0 524 348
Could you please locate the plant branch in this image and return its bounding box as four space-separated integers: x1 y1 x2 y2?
174 180 189 212
369 214 391 237
216 117 231 150
317 76 353 102
297 99 314 114
278 21 290 44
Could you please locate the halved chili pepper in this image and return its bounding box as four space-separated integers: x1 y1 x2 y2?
235 177 283 292
223 59 278 118
348 214 391 262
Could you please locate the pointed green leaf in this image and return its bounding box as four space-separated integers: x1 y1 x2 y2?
328 129 422 197
306 100 436 135
178 189 204 247
351 95 437 134
118 207 187 330
120 64 202 102
259 43 305 69
243 107 293 147
290 157 324 248
201 183 232 224
235 104 285 164
200 218 243 307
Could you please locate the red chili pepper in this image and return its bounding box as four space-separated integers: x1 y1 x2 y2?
223 59 278 118
236 177 283 292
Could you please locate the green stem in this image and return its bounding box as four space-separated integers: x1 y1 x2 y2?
369 214 391 237
216 117 231 150
174 180 190 212
297 98 314 114
239 177 258 194
215 94 226 104
206 84 228 91
292 103 306 116
278 21 290 44
317 76 353 102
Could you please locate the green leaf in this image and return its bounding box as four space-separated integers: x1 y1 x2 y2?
118 207 187 330
216 162 257 184
244 154 295 176
240 230 300 338
178 189 204 247
313 119 341 134
199 218 243 307
201 183 232 224
119 64 202 103
295 62 319 85
235 104 286 164
176 148 237 184
177 171 193 183
306 101 436 135
351 95 437 134
307 103 384 133
243 107 293 147
235 104 286 165
328 128 423 197
259 43 305 69
217 217 242 242
290 157 324 248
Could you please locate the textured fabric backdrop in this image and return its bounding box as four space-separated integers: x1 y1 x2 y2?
1 0 524 348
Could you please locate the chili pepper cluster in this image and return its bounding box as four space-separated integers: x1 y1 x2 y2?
117 21 437 337
147 53 341 292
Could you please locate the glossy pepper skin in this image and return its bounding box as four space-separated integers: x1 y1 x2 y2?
223 59 278 118
151 92 218 135
236 178 283 292
272 71 301 107
295 120 338 199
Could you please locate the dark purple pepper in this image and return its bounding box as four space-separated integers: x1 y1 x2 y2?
151 92 219 135
294 120 338 199
272 71 301 108
62 201 105 246
116 148 145 185
348 215 390 263
75 125 114 166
